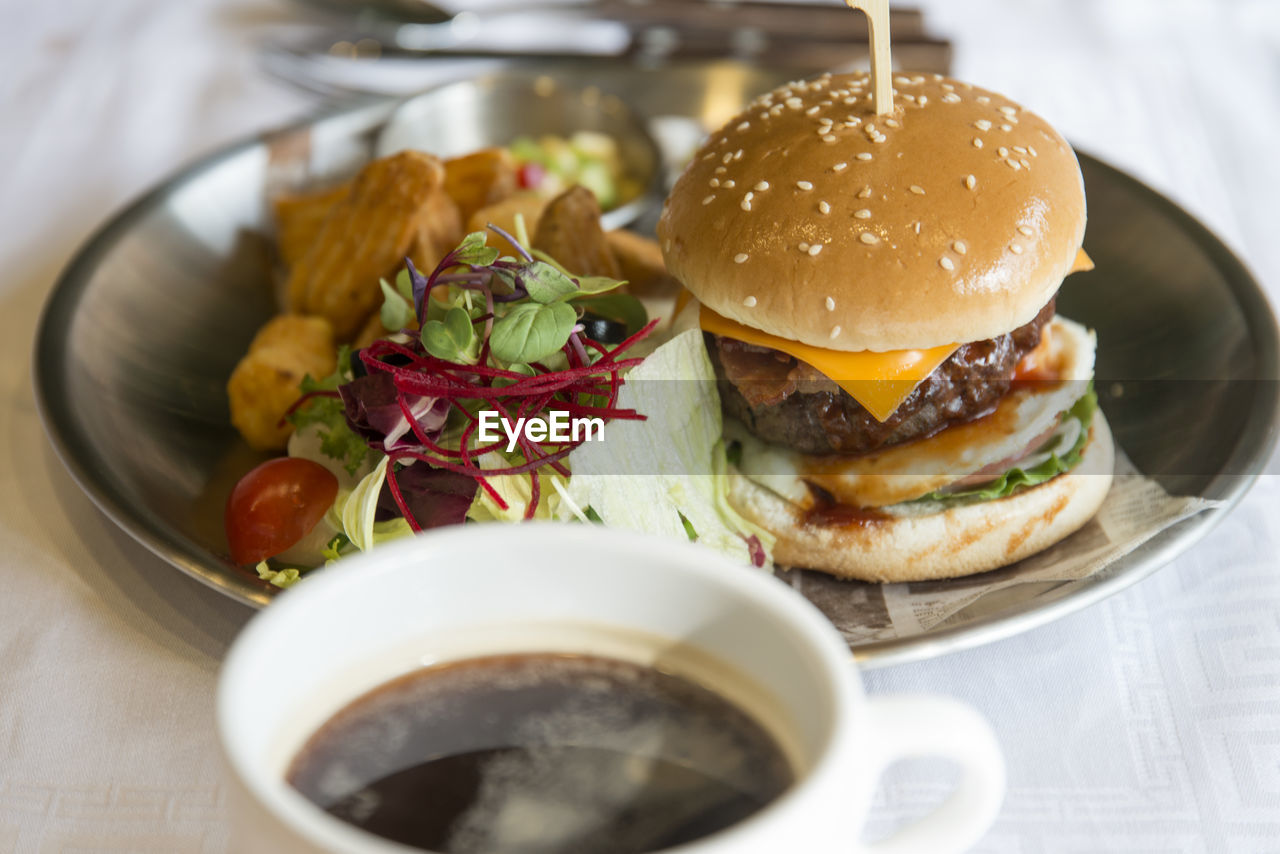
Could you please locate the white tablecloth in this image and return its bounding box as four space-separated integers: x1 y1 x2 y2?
1 1 1277 851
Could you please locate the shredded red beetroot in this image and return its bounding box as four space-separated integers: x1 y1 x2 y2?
744 535 766 568
361 317 659 525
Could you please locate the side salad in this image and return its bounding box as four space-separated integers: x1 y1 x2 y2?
225 225 773 587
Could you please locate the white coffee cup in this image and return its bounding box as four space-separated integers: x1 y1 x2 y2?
218 523 1004 853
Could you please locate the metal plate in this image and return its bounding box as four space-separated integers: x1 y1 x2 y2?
34 64 1280 667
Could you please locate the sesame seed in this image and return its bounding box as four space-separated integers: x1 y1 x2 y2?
734 253 749 264
785 97 802 109
770 105 783 116
917 95 928 106
941 82 955 91
894 75 911 85
1028 145 1038 157
975 119 992 131
1001 124 1013 132
737 121 751 131
998 147 1010 157
910 185 926 195
741 200 752 211
723 180 736 188
1010 244 1024 255
864 122 876 134
825 296 836 311
806 105 821 116
733 149 744 161
715 166 727 174
822 135 837 143
857 152 873 161
854 208 872 219
914 221 922 235
872 134 887 143
744 295 757 307
999 105 1018 115
818 201 831 214
973 138 984 149
1013 146 1027 154
755 181 770 191
796 180 813 190
965 174 977 190
1007 159 1022 170
885 118 900 128
940 257 955 271
722 152 734 164
808 244 823 256
858 186 872 198
860 232 879 245
798 242 810 252
942 93 961 104
977 95 991 104
702 195 715 205
743 192 754 203
709 178 720 187
1021 158 1031 169
833 162 848 172
954 240 967 254
1018 225 1034 236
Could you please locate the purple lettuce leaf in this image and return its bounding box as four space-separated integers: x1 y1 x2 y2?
339 372 448 452
375 463 477 528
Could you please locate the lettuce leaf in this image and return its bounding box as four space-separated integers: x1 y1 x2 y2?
466 452 567 522
564 330 775 567
288 346 370 477
912 383 1098 505
329 456 415 553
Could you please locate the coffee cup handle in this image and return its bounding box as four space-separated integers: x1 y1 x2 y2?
855 695 1006 854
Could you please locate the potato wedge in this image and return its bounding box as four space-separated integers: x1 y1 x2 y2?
273 182 350 269
409 185 465 276
466 191 549 258
443 148 519 223
286 150 444 340
604 229 680 295
532 186 620 279
228 315 337 451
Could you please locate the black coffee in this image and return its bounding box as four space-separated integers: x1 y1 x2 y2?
287 653 793 853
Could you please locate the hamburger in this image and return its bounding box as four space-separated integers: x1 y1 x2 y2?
657 71 1112 582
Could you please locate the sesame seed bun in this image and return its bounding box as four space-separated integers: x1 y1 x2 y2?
657 71 1087 352
727 412 1114 582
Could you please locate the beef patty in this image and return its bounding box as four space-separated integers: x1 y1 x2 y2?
710 299 1056 455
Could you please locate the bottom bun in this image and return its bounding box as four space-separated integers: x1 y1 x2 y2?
730 412 1115 583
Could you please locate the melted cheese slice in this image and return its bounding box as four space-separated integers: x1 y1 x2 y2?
699 305 957 422
1072 247 1094 273
693 247 1093 423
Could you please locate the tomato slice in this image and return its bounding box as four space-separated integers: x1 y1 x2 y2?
225 458 339 565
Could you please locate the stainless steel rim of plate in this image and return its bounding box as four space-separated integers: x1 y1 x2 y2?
33 74 1280 668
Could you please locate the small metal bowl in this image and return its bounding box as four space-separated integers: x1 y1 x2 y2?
375 74 663 229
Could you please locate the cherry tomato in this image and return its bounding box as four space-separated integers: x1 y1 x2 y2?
517 162 546 189
225 458 339 565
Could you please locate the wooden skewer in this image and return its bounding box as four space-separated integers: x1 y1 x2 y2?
845 0 894 115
